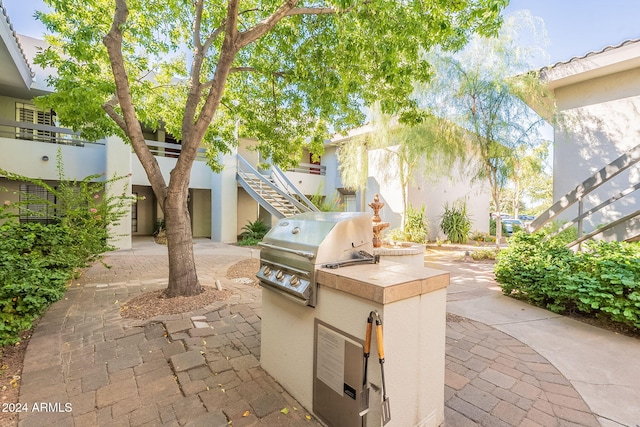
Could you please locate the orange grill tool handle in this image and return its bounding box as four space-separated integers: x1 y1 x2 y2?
375 321 385 361
364 315 373 356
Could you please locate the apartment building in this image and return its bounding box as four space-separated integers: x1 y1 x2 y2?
0 7 489 249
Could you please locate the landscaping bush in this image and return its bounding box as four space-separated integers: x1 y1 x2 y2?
0 155 134 345
470 248 498 260
383 204 429 244
440 201 471 244
495 232 640 330
0 222 76 345
469 230 496 243
489 218 507 236
404 204 429 243
239 219 270 244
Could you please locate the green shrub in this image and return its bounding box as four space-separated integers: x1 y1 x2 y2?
0 154 134 345
385 227 407 242
495 233 640 330
383 205 428 244
0 223 76 345
573 241 640 328
404 204 428 243
539 220 578 245
489 218 507 236
469 230 496 243
236 237 261 246
240 219 270 242
310 189 343 212
440 201 471 244
470 248 498 260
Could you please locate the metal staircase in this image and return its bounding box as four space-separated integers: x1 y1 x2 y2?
528 142 640 248
236 154 319 219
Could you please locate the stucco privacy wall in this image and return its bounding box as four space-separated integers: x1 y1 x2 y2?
547 49 640 231
365 147 490 239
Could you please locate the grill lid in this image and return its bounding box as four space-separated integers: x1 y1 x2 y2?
260 212 373 265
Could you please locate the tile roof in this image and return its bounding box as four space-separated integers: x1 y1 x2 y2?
544 38 640 71
0 1 35 78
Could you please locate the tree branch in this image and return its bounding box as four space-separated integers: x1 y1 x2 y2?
102 96 127 131
104 0 167 201
285 6 347 16
237 0 299 48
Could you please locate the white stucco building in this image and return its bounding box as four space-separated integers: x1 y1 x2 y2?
0 7 489 248
531 39 640 243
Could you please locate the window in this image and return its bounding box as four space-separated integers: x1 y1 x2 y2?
15 103 57 143
19 184 57 224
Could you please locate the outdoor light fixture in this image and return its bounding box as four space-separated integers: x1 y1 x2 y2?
42 155 49 161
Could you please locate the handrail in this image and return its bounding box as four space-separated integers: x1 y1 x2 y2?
528 142 640 241
236 154 311 216
271 163 320 212
548 182 640 239
568 210 640 249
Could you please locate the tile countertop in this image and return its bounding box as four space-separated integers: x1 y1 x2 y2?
316 260 449 305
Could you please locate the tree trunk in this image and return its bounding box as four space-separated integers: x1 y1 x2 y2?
164 188 202 297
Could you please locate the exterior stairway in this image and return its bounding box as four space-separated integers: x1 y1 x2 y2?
236 154 319 219
528 142 640 248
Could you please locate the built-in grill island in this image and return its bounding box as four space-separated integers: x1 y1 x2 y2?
257 212 377 307
258 212 450 427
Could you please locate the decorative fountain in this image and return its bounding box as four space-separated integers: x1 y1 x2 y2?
369 193 389 248
369 194 426 266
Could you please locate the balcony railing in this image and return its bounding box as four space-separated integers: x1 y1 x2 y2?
287 162 326 176
0 118 99 146
145 140 208 162
0 119 209 162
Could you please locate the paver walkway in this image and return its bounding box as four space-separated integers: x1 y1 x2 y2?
12 240 621 426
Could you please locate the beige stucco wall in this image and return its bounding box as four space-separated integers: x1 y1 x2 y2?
364 147 490 240
410 163 490 239
236 188 258 238
191 188 211 238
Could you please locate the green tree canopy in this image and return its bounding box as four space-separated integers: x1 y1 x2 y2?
33 0 509 296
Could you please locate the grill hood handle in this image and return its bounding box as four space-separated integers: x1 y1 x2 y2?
322 251 380 269
258 242 315 259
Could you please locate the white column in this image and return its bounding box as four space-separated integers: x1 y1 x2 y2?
105 136 132 250
211 149 238 242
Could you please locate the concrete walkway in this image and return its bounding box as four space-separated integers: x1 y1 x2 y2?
14 239 639 426
427 248 640 427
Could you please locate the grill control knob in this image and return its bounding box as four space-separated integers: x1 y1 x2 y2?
262 265 272 275
275 270 284 281
290 276 300 287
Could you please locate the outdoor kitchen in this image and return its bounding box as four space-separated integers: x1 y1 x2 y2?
258 211 449 427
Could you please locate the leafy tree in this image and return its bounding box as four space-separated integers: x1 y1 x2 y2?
506 140 552 218
415 11 554 246
34 0 507 296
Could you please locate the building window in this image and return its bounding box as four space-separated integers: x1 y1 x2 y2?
15 103 57 143
19 184 57 224
131 192 138 233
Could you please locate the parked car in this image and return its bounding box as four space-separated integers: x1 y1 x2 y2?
518 214 535 221
502 218 525 235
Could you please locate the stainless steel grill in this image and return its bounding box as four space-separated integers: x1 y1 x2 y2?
257 212 377 306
